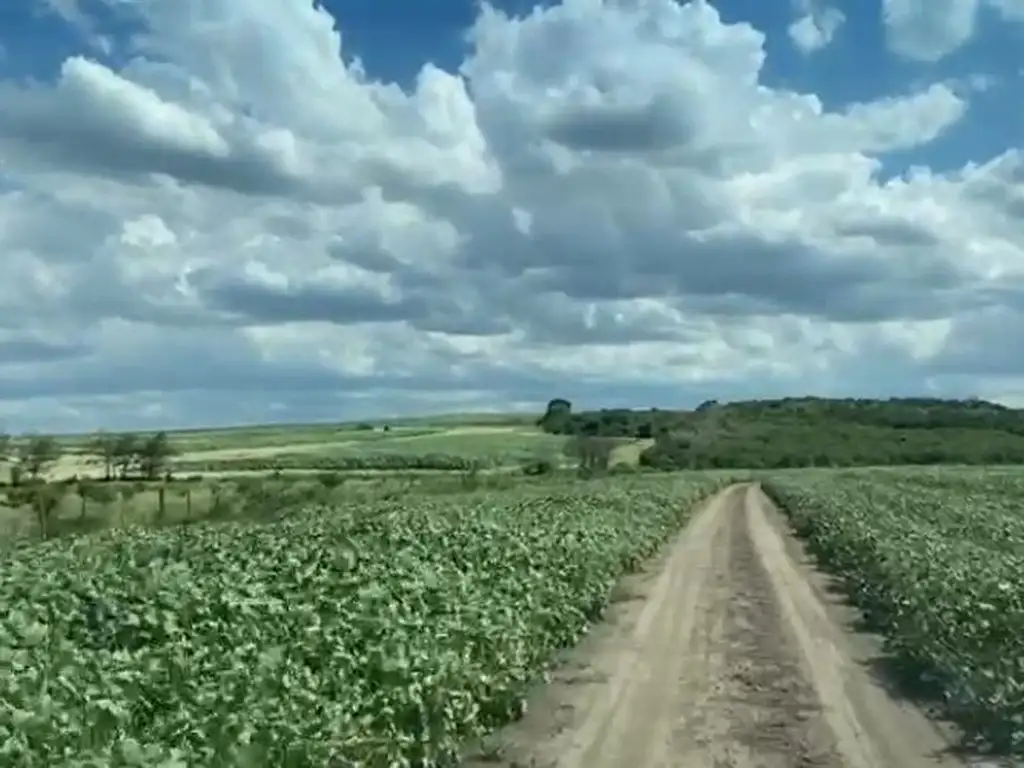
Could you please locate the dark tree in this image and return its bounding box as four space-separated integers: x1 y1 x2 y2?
538 398 573 433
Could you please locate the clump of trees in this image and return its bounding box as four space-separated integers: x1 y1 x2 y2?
87 431 176 481
0 429 182 539
564 435 618 476
1 429 177 486
538 396 1024 470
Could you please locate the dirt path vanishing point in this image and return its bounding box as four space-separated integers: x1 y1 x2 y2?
466 484 997 768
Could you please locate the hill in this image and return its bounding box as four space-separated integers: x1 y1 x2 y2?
538 396 1024 469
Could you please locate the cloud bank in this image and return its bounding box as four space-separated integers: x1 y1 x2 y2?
1 0 1023 431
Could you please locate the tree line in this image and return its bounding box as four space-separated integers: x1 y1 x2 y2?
0 430 177 485
537 396 1024 470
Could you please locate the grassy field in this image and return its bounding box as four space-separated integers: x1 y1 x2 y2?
36 417 584 481
0 470 541 543
53 412 537 450
0 413 655 542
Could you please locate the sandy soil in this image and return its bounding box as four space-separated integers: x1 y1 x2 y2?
609 438 656 466
466 484 995 768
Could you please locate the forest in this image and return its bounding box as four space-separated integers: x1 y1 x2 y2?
538 396 1024 468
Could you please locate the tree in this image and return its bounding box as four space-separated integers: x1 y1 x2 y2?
20 435 61 481
7 483 65 539
640 406 726 470
89 431 118 481
0 431 10 485
74 477 115 520
112 433 139 479
538 398 573 433
116 483 140 525
564 435 615 476
138 432 174 481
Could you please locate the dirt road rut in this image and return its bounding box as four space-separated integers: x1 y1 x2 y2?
467 484 977 768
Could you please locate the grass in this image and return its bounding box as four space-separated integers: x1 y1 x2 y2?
0 483 220 541
29 411 660 487
609 438 655 467
166 428 652 476
52 412 536 450
310 429 566 461
0 469 562 545
40 417 566 482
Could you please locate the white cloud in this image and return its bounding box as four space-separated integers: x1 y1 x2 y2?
882 0 1024 60
990 0 1024 20
882 0 980 61
0 0 1020 430
788 1 846 54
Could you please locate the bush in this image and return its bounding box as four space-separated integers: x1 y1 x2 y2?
521 458 556 476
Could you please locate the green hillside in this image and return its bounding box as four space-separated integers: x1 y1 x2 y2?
538 396 1024 469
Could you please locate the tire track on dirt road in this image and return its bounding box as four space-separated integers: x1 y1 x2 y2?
465 483 976 767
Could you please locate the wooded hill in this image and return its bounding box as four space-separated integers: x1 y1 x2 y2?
538 397 1024 469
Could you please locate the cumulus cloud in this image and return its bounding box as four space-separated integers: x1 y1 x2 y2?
0 0 1020 430
788 0 846 54
882 0 1024 60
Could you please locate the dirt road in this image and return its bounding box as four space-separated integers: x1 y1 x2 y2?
467 484 985 768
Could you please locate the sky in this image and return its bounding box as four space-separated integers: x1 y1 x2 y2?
0 0 1023 433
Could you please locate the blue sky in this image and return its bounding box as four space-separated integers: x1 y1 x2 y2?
0 0 1022 431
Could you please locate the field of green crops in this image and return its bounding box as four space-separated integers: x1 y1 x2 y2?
0 474 731 767
765 467 1024 756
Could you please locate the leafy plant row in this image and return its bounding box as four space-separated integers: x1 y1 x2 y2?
763 468 1024 756
173 452 493 473
0 474 730 767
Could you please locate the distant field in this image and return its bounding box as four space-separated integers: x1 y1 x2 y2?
609 438 655 466
167 425 439 458
168 425 574 475
37 415 583 480
54 411 537 448
297 428 566 461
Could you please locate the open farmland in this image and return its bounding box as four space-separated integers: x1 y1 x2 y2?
3 464 1023 765
0 474 732 766
764 466 1024 756
36 419 586 481
170 426 570 474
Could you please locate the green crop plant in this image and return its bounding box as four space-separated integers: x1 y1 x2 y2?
764 467 1024 757
0 474 731 766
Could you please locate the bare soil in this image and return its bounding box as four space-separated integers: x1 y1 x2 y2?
465 484 998 768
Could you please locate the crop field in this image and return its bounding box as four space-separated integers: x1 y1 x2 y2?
282 428 566 463
53 413 536 453
0 473 732 766
43 419 578 481
764 466 1024 754
166 427 632 476
5 463 1023 764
